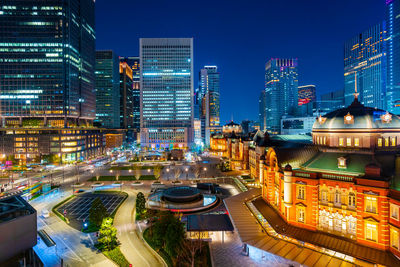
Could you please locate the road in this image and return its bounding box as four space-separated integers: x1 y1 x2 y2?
113 188 166 267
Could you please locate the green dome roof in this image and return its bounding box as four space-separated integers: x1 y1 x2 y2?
313 98 400 130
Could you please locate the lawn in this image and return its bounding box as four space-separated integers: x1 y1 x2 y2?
89 175 156 181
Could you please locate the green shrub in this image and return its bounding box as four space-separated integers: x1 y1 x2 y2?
103 246 130 267
139 175 156 180
52 195 76 224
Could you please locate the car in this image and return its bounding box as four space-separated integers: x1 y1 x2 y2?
74 189 85 194
42 209 50 218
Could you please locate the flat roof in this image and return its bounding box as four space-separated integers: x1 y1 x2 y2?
0 195 36 223
186 214 234 232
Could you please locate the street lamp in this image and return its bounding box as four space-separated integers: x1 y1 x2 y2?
58 153 64 184
185 167 189 180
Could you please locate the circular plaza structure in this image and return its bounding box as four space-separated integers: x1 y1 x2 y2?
148 186 219 213
162 186 202 203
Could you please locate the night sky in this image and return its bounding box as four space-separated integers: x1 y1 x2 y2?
96 0 385 124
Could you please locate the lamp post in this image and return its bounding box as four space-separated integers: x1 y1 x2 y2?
58 153 64 184
185 167 189 180
166 168 170 181
203 167 207 179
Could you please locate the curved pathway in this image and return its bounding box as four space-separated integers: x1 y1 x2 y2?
113 188 166 267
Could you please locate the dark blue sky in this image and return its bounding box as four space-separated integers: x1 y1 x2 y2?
96 0 385 124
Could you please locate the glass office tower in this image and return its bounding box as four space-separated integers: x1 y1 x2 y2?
0 0 96 125
199 66 220 146
140 38 193 151
95 51 120 128
344 23 386 109
120 56 140 136
298 85 316 116
0 0 104 164
265 58 298 134
119 62 134 129
386 0 400 114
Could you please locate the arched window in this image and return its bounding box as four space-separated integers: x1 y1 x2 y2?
334 189 341 206
348 192 356 208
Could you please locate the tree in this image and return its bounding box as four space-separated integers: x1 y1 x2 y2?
136 192 146 215
180 237 203 267
97 217 118 251
193 166 201 180
89 197 109 228
164 218 185 258
153 164 162 181
152 211 175 249
133 165 141 181
174 167 181 181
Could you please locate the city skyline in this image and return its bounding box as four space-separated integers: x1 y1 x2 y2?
95 0 385 123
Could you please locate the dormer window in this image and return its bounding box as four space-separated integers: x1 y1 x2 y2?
318 115 326 125
344 113 354 124
381 112 392 123
338 157 347 169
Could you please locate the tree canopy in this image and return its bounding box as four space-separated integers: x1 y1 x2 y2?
89 197 109 227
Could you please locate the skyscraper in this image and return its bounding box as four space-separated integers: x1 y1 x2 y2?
265 58 298 134
344 23 387 109
298 85 316 116
0 0 96 123
119 62 134 129
95 51 120 128
386 0 400 113
0 0 104 164
120 57 140 138
140 38 193 150
199 66 220 146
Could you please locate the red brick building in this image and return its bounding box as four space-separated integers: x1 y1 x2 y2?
261 97 400 259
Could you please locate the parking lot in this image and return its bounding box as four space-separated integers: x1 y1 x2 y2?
57 192 125 229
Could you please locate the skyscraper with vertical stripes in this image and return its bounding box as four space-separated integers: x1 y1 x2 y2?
140 38 193 150
344 23 387 109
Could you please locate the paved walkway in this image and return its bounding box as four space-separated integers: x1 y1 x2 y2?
210 230 296 267
113 189 166 267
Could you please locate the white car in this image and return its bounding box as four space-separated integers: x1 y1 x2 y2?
42 209 50 218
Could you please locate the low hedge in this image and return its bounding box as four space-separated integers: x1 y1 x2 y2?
103 247 130 267
139 175 156 180
52 195 76 224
